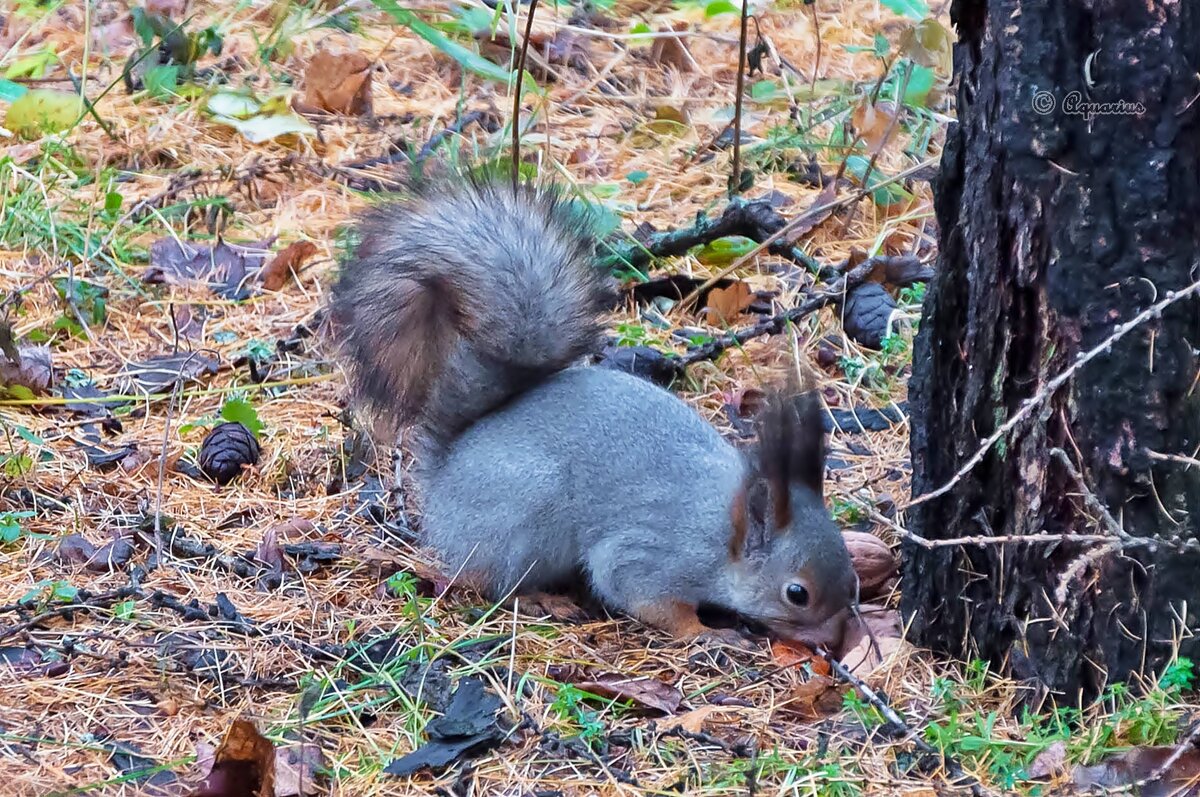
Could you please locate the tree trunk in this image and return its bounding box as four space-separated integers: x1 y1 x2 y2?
903 0 1200 701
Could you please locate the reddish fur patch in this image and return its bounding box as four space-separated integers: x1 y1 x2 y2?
729 487 748 558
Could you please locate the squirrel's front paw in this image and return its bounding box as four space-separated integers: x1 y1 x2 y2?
694 628 760 652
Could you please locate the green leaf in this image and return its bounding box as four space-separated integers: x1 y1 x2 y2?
5 88 81 138
113 600 137 620
4 48 56 80
221 396 265 438
695 236 757 267
369 0 516 84
207 91 261 119
104 190 124 216
0 77 29 102
5 385 35 401
628 22 653 47
903 65 936 106
879 0 929 19
844 155 913 208
704 0 740 16
626 170 649 184
3 453 34 477
143 64 180 99
15 426 44 447
212 110 316 144
873 33 891 58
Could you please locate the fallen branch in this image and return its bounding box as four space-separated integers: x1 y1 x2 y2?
601 197 821 276
821 648 991 796
680 253 881 365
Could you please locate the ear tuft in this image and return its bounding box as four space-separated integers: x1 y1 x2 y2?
756 389 827 516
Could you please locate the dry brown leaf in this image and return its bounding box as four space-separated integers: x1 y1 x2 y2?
838 606 906 674
301 49 373 115
780 675 847 720
194 718 276 797
788 180 838 240
650 23 695 72
0 344 53 396
145 0 190 16
574 674 683 715
771 638 817 668
269 517 316 540
1027 740 1068 780
260 241 319 292
851 101 898 154
704 281 755 326
668 705 722 734
274 743 325 797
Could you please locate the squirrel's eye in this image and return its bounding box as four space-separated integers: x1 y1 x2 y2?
785 583 810 607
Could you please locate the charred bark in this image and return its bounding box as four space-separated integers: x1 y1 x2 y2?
904 0 1200 699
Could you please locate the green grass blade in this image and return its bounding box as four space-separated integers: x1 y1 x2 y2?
369 0 515 84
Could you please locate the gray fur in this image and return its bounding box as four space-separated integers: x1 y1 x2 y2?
335 180 856 647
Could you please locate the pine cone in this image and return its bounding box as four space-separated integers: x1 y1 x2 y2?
199 422 260 485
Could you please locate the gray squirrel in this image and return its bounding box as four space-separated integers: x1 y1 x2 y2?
332 179 857 649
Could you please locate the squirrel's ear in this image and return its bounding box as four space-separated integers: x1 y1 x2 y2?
728 476 769 558
756 390 826 528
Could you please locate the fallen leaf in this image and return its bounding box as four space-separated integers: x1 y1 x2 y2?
172 305 209 340
108 741 179 792
79 442 140 471
145 0 189 16
5 89 82 138
269 517 316 540
273 743 325 797
86 537 136 573
194 718 276 797
56 534 97 565
669 704 722 733
255 527 284 589
788 181 838 241
383 678 508 777
259 241 319 292
92 16 137 54
574 673 683 715
899 18 953 73
1027 740 1068 780
145 238 273 300
851 100 898 154
780 675 847 720
649 23 695 72
301 48 373 115
837 605 906 674
567 145 611 178
771 638 817 668
1072 745 1200 797
0 343 53 396
118 352 220 396
704 281 755 325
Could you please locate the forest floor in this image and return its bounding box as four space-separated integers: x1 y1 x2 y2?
1 1 1197 795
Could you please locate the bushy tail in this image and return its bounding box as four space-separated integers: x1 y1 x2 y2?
331 179 612 451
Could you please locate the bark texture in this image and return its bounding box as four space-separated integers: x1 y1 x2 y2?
904 0 1200 700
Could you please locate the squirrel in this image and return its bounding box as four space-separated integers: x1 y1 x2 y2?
332 179 858 650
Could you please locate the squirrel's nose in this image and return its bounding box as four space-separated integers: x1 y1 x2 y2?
777 609 849 653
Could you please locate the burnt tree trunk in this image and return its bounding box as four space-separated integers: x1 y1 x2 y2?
903 0 1200 700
